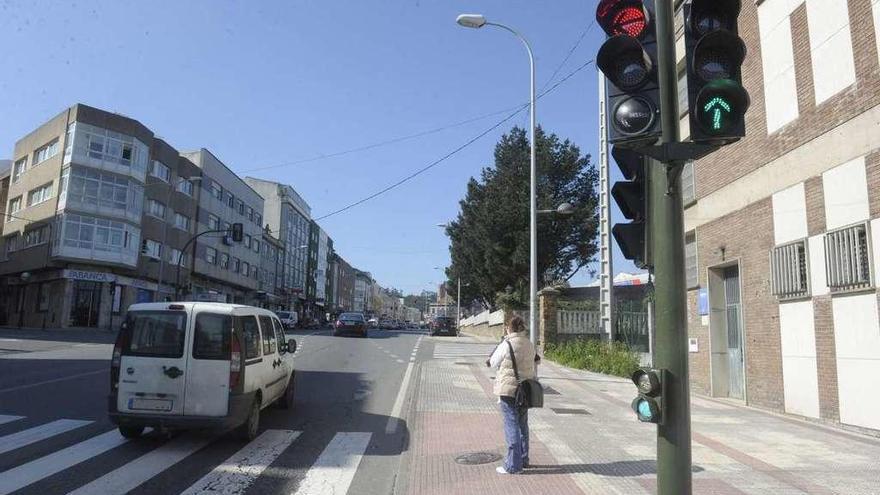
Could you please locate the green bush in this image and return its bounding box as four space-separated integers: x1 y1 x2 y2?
544 339 640 378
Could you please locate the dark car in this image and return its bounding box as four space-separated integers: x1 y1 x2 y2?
430 316 457 336
334 312 368 338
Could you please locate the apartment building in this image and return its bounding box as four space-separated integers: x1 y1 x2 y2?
325 239 336 312
353 270 372 314
305 220 331 321
244 177 312 318
258 227 285 310
680 0 880 432
181 150 263 304
332 252 355 315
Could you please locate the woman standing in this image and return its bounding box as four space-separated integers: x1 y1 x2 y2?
487 315 538 474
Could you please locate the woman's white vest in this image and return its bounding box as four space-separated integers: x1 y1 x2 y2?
494 331 537 398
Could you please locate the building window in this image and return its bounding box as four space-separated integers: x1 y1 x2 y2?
174 212 190 231
251 265 259 279
770 240 810 300
824 223 873 292
142 239 162 259
242 261 250 277
69 122 148 172
33 139 60 165
150 160 171 182
247 206 254 221
244 234 252 249
255 213 262 227
237 200 245 216
685 231 698 288
232 257 240 273
27 182 53 207
62 213 133 253
210 182 223 201
23 225 49 248
226 192 235 209
62 166 143 214
12 157 27 183
208 213 221 230
254 240 260 253
205 247 217 264
36 283 49 312
169 248 186 267
147 199 166 219
219 253 230 269
681 161 695 206
177 178 195 196
7 196 22 221
5 233 20 257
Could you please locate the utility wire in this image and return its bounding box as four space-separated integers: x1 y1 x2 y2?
541 18 596 91
314 58 595 222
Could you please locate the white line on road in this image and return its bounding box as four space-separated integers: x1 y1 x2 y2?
0 369 106 394
67 434 213 495
0 418 93 455
385 336 423 434
292 432 371 495
0 429 128 495
180 429 301 495
0 414 24 425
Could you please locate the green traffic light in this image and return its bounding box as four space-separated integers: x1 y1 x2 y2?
637 399 654 419
694 79 749 136
703 96 732 131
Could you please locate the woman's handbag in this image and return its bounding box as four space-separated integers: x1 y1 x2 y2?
506 341 544 409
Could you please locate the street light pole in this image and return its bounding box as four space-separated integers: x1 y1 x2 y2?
456 14 537 342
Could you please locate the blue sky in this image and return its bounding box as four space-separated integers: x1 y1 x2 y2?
0 0 639 294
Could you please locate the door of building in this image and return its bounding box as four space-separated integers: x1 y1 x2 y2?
724 266 744 400
71 281 102 327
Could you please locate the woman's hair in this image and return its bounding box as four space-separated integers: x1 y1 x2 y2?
509 315 526 333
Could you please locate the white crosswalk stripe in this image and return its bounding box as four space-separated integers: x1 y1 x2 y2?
432 342 498 359
292 432 371 495
179 429 301 495
67 434 213 495
0 418 92 455
0 429 128 495
0 414 24 425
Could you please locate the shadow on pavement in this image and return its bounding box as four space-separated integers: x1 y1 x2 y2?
0 327 117 345
523 460 705 476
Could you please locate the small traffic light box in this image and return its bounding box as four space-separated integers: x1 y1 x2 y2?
611 146 650 268
230 222 244 242
684 0 750 144
596 0 661 146
631 368 665 424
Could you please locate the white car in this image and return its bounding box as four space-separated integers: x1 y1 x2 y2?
108 302 297 441
275 310 298 330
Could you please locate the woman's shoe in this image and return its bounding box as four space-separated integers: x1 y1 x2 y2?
496 466 520 474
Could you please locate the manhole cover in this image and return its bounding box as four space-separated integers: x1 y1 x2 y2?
551 407 591 415
455 451 502 465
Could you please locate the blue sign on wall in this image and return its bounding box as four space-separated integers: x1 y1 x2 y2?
697 288 709 316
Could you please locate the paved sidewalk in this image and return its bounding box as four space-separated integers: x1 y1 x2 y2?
401 335 880 494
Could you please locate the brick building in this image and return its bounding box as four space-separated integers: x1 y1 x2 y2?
680 0 880 433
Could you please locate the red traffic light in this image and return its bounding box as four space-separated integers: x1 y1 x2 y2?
597 0 650 38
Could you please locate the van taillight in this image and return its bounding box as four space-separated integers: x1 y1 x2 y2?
230 336 241 389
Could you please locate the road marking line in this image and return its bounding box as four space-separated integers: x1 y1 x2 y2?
0 419 93 455
396 359 405 364
0 429 128 495
385 336 422 434
67 434 212 495
292 432 371 495
0 414 24 425
180 429 300 495
0 369 106 394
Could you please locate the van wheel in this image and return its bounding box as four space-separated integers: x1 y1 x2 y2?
278 372 295 410
237 397 261 441
119 425 144 439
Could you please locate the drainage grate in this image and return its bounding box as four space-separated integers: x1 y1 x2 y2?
543 386 560 395
551 407 591 415
455 451 502 465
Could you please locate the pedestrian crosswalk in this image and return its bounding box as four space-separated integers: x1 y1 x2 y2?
432 342 499 359
0 414 373 495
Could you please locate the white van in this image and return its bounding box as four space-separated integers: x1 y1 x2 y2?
108 302 297 440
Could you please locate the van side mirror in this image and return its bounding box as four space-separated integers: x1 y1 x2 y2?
287 339 297 354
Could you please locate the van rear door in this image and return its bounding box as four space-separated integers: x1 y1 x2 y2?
183 311 232 417
117 309 190 415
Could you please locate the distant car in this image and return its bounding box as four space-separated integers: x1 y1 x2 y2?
406 321 417 329
430 316 457 336
275 311 298 330
367 318 379 328
334 312 368 338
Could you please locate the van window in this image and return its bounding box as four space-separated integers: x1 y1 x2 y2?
272 317 285 342
238 315 261 360
193 313 231 360
122 311 186 358
259 315 276 354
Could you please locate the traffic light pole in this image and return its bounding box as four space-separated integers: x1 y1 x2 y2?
652 1 692 493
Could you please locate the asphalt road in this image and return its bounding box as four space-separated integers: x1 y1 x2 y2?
0 326 432 495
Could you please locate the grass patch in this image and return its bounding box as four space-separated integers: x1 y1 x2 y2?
544 339 640 378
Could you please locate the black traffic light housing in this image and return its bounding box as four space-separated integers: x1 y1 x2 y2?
611 146 651 269
684 0 750 144
230 222 244 242
631 368 665 424
596 0 661 146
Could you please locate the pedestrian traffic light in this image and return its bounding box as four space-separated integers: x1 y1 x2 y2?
230 222 243 242
596 0 661 145
611 146 650 268
631 368 665 423
684 0 750 144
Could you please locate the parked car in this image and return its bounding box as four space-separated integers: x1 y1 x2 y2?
368 318 379 328
430 316 458 336
334 312 368 338
108 302 297 441
275 310 298 330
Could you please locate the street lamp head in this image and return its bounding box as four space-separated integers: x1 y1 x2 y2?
456 14 487 29
556 202 576 216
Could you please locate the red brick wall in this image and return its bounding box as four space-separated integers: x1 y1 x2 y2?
812 295 840 421
803 177 826 236
686 290 711 395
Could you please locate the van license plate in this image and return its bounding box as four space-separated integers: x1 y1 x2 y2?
128 398 172 412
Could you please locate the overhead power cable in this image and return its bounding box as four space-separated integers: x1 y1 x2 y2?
314 58 595 222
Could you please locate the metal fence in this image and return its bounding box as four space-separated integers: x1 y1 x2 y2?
556 309 649 353
616 310 649 353
557 310 602 335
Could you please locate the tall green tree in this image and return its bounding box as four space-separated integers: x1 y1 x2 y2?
446 126 598 309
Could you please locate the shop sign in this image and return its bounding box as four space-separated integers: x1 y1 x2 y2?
64 269 117 283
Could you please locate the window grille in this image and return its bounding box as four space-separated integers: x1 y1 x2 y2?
770 240 810 299
824 223 873 292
